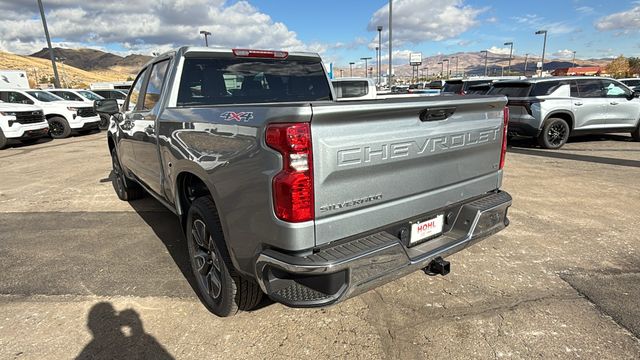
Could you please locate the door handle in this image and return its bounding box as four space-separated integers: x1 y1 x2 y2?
574 102 583 106
610 101 619 105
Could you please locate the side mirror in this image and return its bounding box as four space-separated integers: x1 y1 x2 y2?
94 99 120 116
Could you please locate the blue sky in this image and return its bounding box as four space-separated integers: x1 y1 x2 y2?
1 0 639 66
247 0 640 64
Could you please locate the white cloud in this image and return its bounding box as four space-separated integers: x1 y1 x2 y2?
552 49 576 58
595 6 640 33
367 0 486 46
487 46 512 55
511 14 577 34
0 0 317 55
576 6 594 15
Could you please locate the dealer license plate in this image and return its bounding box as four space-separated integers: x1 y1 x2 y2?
410 214 444 245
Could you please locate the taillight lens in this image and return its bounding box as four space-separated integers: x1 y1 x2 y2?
500 106 509 170
233 49 288 59
266 123 314 222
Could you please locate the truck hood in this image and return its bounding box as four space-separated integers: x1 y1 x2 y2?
0 103 42 112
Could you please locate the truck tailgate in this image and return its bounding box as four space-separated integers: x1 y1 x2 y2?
311 96 507 246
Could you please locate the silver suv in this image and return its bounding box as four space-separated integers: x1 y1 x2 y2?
489 77 640 149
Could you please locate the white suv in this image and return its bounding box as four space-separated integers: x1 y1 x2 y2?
0 102 49 149
47 89 109 129
0 89 101 138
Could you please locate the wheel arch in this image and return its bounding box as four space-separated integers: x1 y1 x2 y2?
544 111 574 131
45 113 68 121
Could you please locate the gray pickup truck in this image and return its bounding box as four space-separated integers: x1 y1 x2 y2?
95 47 512 317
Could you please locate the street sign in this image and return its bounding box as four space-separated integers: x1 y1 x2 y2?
410 52 422 66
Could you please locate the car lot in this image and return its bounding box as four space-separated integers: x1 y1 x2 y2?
1 133 639 359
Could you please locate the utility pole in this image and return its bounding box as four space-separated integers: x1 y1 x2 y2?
572 51 577 68
199 30 211 47
375 47 379 82
37 0 60 88
388 0 393 86
535 30 547 77
481 50 488 77
377 26 383 85
524 53 529 77
349 62 355 77
454 56 459 78
504 42 513 75
361 57 372 78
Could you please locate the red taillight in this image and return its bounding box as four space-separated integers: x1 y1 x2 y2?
233 49 288 59
500 106 509 170
266 123 314 222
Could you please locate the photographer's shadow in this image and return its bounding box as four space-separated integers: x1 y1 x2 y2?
76 302 174 360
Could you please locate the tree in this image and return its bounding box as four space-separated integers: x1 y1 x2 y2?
628 57 640 76
606 55 630 78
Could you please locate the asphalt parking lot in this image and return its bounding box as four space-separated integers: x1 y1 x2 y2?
1 133 639 359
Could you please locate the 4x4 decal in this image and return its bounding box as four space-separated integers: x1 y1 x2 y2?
220 111 254 122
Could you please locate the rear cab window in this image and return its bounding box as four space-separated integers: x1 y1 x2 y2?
176 56 331 106
442 81 463 94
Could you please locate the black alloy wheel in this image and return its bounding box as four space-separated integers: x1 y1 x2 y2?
538 118 569 149
189 218 224 301
48 116 71 139
110 148 144 201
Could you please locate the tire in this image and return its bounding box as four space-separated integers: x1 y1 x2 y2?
0 129 8 150
186 197 263 317
632 123 640 142
537 118 570 149
110 148 145 201
48 116 72 139
99 114 110 130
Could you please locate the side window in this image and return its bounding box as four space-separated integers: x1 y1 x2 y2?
602 80 630 98
569 81 579 97
8 92 33 104
125 68 149 111
577 79 604 98
142 60 170 111
531 81 561 96
0 92 8 102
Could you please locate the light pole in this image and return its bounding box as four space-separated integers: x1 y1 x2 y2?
523 53 529 76
37 0 60 88
375 47 379 82
437 61 443 78
377 25 383 85
349 62 355 77
361 57 372 78
443 59 450 79
199 30 211 47
504 41 513 75
481 50 488 77
388 0 393 86
572 51 577 68
535 30 547 77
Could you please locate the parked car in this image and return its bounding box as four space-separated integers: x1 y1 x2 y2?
0 89 101 138
0 101 49 149
91 89 128 108
488 77 640 149
619 78 640 89
47 89 109 129
95 46 512 317
427 80 446 89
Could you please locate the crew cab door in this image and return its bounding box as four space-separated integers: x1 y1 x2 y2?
124 59 171 195
118 67 149 177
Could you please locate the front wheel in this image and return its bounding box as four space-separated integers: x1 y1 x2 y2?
110 148 144 201
0 129 8 149
99 114 110 130
538 118 570 149
186 197 263 317
48 116 71 139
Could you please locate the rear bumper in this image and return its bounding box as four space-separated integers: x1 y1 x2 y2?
256 190 512 308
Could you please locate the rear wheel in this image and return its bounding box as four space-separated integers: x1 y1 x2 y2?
110 148 144 201
0 129 8 149
538 118 569 149
48 116 71 139
632 123 640 141
99 114 110 130
186 197 263 317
